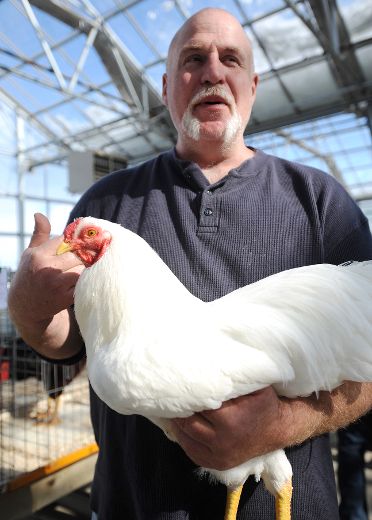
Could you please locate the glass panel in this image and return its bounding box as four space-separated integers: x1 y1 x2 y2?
39 98 118 136
83 133 117 152
47 164 78 201
281 61 339 110
244 27 271 74
247 112 372 202
239 0 285 21
89 0 119 15
0 75 65 112
358 200 372 229
0 156 18 197
49 202 75 235
252 76 293 121
40 39 93 89
144 62 165 93
26 144 66 170
85 90 129 115
24 199 47 234
23 169 46 198
23 120 49 149
60 36 113 86
356 47 372 83
121 135 154 157
146 131 174 150
0 2 44 57
99 83 131 105
0 101 15 152
0 235 18 270
108 12 158 66
337 0 372 43
129 0 185 57
23 164 80 202
252 8 323 69
0 47 23 68
33 6 76 41
0 197 18 233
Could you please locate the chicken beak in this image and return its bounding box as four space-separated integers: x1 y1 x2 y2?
56 241 72 255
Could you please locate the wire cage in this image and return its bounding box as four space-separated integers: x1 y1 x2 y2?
0 268 96 495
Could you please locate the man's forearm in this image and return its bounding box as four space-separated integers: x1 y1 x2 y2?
282 381 372 447
10 306 84 361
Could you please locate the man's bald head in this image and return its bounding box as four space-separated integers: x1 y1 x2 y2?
166 8 255 77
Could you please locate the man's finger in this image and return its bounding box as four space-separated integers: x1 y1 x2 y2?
172 414 214 442
28 213 51 248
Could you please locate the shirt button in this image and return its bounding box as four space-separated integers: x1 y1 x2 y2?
204 208 213 216
206 190 212 195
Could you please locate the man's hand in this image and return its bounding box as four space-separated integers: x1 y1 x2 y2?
7 213 84 357
170 387 292 470
171 381 372 472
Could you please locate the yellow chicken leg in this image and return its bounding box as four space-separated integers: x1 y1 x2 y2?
224 485 243 520
275 478 292 520
224 477 292 520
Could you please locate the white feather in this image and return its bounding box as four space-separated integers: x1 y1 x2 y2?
71 217 372 493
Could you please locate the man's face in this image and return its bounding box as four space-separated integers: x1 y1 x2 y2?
162 11 258 147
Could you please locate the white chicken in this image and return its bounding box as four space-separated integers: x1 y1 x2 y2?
57 216 372 520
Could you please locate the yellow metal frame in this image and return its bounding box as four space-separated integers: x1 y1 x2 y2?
6 442 99 492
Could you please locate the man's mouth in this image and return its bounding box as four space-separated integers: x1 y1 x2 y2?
195 96 229 108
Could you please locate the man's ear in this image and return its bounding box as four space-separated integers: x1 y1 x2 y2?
251 73 259 100
162 73 168 106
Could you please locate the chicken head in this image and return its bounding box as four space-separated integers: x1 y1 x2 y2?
57 218 112 267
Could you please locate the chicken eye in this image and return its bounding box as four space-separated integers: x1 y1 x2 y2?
86 229 98 237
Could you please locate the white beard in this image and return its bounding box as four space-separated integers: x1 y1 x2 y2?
181 86 242 148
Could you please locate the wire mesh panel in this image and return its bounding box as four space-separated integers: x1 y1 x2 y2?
0 269 95 493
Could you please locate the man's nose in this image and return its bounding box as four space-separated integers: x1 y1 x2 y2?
200 55 225 85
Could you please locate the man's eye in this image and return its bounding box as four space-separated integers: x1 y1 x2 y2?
185 54 203 63
223 55 239 65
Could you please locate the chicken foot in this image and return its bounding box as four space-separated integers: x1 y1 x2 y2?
224 477 292 520
275 478 292 520
224 485 243 520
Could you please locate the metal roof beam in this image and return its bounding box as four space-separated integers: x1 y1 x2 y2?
366 101 372 141
68 25 98 92
233 0 302 123
28 0 176 140
287 0 366 105
28 0 164 113
246 84 372 135
20 0 67 89
0 64 127 116
0 89 67 148
320 0 340 55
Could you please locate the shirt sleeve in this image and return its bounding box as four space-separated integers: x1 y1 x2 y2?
316 175 372 264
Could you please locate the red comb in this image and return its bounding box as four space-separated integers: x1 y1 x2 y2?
64 218 82 240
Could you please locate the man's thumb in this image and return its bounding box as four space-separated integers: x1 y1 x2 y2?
28 213 51 248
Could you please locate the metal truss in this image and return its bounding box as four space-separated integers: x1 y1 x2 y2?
0 0 371 168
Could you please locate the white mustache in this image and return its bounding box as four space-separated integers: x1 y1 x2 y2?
190 86 234 108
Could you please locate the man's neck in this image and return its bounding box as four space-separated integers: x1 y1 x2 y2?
176 140 255 184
